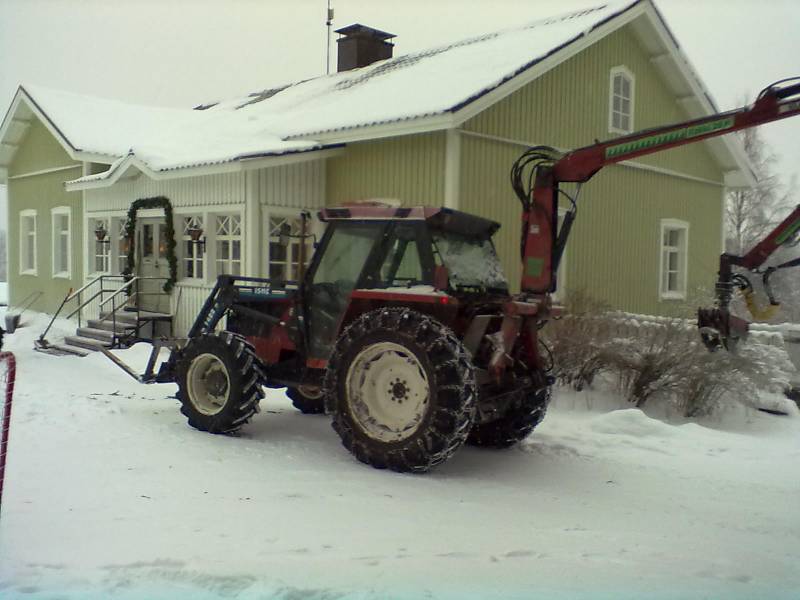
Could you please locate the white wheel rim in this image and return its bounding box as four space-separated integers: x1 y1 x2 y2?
186 353 231 416
345 341 430 442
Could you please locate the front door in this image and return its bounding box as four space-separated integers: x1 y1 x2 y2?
136 217 170 313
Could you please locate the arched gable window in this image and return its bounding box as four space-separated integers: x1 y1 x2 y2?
609 66 635 134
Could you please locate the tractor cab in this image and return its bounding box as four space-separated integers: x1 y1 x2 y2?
303 204 509 358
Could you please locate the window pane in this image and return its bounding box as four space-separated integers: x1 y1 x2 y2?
614 75 622 94
613 95 622 112
59 233 68 268
668 272 677 292
668 229 680 247
622 77 630 97
270 241 286 262
143 224 154 257
232 240 241 260
668 251 678 271
26 233 34 270
269 263 284 280
620 115 630 131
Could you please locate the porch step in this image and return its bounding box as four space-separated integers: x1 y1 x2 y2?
48 343 91 357
101 310 172 323
76 327 116 343
87 318 135 334
63 335 113 352
100 311 138 326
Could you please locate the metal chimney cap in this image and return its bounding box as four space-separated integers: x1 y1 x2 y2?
335 23 396 41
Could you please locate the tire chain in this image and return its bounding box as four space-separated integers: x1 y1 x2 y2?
324 307 477 473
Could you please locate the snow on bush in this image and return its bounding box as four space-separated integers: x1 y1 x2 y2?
544 293 796 417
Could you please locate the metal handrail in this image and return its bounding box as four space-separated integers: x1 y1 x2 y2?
38 274 171 349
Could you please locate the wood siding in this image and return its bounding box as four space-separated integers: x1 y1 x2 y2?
327 132 446 206
460 24 725 316
7 119 83 312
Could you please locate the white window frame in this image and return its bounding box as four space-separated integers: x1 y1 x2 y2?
659 219 689 300
87 216 112 276
51 206 72 279
264 208 315 286
214 212 244 277
609 65 635 134
179 214 206 282
19 209 38 276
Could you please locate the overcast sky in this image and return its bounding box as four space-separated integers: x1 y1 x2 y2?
1 0 799 232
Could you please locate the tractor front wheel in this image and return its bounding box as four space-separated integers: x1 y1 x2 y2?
324 308 477 473
176 332 264 433
287 386 325 414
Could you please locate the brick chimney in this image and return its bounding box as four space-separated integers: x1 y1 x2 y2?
335 24 396 72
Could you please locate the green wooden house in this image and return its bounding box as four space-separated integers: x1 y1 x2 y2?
0 0 752 350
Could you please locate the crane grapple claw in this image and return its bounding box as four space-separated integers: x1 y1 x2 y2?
697 308 749 353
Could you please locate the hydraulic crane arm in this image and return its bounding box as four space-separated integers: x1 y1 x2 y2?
511 77 800 350
554 78 800 183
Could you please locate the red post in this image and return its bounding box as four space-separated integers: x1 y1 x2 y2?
0 352 17 517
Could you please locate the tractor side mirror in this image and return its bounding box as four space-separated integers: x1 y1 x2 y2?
433 265 449 291
279 222 291 247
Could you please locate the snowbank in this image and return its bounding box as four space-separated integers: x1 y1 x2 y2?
0 310 798 599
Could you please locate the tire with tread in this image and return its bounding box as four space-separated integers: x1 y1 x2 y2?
467 385 551 448
287 386 325 414
324 307 477 473
176 331 264 433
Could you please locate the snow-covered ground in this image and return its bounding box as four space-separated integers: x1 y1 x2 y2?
1 312 798 599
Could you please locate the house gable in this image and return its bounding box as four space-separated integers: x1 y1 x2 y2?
456 24 726 315
6 115 83 311
9 118 78 177
464 24 723 184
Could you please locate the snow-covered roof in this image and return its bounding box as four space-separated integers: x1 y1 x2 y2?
0 0 753 186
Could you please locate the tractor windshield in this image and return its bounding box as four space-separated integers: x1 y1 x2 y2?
432 230 508 292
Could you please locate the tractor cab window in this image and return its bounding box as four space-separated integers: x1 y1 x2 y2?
431 230 508 293
307 222 384 357
375 224 427 288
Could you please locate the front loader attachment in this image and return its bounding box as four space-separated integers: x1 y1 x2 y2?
99 338 183 384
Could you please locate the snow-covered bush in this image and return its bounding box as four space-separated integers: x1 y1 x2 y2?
676 338 794 417
542 291 612 390
544 292 796 416
600 318 693 408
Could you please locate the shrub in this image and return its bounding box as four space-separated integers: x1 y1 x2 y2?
542 291 612 390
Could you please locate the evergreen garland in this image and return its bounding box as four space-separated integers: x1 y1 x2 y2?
121 196 178 293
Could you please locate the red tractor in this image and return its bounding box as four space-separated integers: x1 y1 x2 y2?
140 78 800 473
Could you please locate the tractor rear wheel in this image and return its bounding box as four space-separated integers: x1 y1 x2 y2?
324 308 477 473
287 386 325 414
176 332 264 433
467 386 551 448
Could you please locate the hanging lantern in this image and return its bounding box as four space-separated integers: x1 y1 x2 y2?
94 222 110 243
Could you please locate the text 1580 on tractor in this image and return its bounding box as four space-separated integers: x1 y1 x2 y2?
117 78 800 474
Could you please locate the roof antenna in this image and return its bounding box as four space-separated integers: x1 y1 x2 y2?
326 0 334 75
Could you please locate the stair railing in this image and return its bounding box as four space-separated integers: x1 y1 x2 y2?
38 275 171 350
97 276 170 346
38 275 133 349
